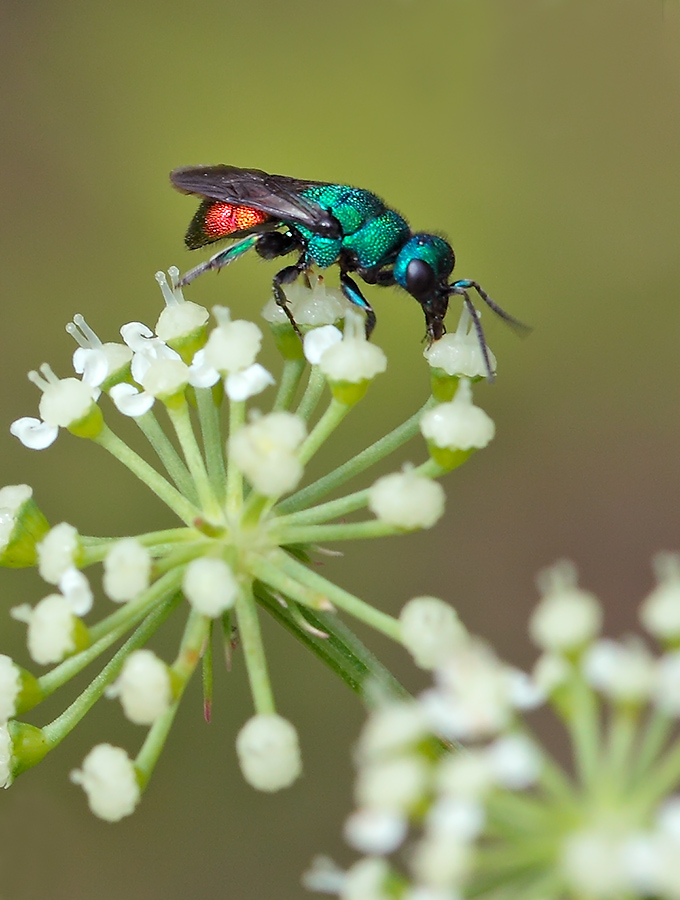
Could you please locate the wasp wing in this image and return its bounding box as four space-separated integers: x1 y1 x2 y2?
170 165 341 239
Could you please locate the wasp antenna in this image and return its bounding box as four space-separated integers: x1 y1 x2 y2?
447 286 495 383
451 280 532 337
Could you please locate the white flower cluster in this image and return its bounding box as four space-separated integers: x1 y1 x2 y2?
308 558 680 900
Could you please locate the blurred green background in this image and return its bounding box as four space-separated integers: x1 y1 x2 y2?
1 0 680 897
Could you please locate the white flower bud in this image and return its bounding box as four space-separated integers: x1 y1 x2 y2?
344 807 408 855
204 308 262 373
230 412 306 496
640 553 680 641
182 557 239 617
70 744 140 821
303 325 343 365
341 857 390 900
12 595 77 665
410 833 472 889
37 522 79 584
38 377 96 428
224 363 274 401
420 379 495 451
356 702 429 763
103 539 152 603
139 358 189 399
319 310 387 384
583 638 655 703
436 750 493 799
424 305 495 379
355 757 428 812
236 714 302 791
368 469 445 529
155 299 209 342
532 652 571 694
486 733 541 789
399 596 467 669
109 649 172 725
529 561 602 651
262 276 349 327
0 655 21 720
562 828 633 898
58 565 93 615
425 796 485 842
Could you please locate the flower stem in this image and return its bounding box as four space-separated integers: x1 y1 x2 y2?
296 365 326 420
278 398 437 514
226 399 245 517
252 551 402 642
135 410 197 502
298 398 352 465
235 582 276 715
135 609 210 788
256 586 409 704
273 358 305 411
166 397 222 521
195 386 227 504
94 424 199 525
278 520 405 543
41 594 181 748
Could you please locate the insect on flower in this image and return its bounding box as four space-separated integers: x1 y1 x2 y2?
170 166 530 379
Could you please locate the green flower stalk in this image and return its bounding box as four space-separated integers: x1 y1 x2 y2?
0 267 495 820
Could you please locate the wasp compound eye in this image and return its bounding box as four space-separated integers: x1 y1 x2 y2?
405 259 436 299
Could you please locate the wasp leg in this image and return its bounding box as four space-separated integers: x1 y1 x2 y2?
272 255 308 337
256 230 301 261
340 272 376 338
177 234 258 287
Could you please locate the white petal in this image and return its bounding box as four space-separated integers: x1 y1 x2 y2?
10 417 59 450
109 383 155 417
225 364 274 401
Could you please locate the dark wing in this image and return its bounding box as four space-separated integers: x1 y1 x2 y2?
170 165 341 239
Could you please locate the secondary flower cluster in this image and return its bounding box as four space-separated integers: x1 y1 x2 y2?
0 268 495 820
306 559 680 900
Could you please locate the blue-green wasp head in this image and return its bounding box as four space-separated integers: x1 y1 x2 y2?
393 234 456 343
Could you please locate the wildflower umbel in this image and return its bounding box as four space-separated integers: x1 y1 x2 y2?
1 267 495 819
306 561 680 900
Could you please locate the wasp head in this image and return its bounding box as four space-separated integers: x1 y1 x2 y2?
393 234 455 344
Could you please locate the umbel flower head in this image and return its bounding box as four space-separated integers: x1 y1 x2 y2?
306 560 680 900
0 266 496 819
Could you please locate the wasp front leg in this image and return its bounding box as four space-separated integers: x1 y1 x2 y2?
340 272 376 338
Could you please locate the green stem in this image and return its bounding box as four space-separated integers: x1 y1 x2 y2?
252 550 402 642
566 669 601 791
600 705 639 798
276 488 370 527
273 358 306 411
278 520 405 543
226 399 246 517
235 582 276 714
629 733 680 813
298 398 351 465
630 708 674 785
79 527 197 565
94 424 199 525
295 366 326 420
135 609 211 788
256 587 409 704
41 594 181 748
166 398 222 520
135 411 197 502
277 397 436 514
196 387 227 504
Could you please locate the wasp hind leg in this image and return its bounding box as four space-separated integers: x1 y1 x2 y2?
340 272 376 338
177 234 259 287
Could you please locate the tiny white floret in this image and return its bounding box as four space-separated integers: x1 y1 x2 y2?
0 723 12 788
424 305 496 378
319 309 387 384
37 522 79 584
303 324 343 365
344 807 408 855
235 713 302 791
225 363 274 401
12 595 77 665
230 411 306 496
109 649 172 725
368 469 445 529
399 596 467 669
529 560 602 651
0 485 33 551
641 553 680 641
103 538 152 603
0 655 21 720
182 557 239 617
420 379 495 451
204 307 262 374
70 744 140 821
